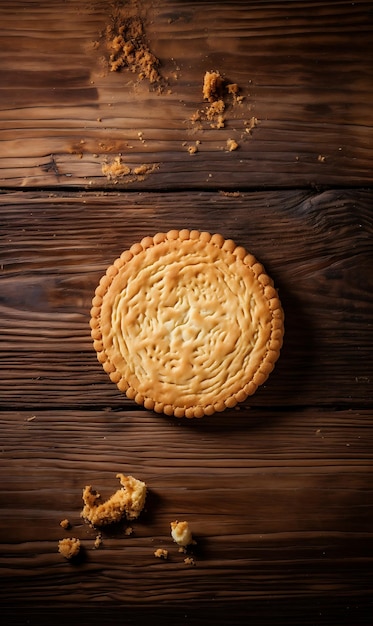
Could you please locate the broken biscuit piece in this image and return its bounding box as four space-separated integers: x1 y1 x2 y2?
170 520 194 547
81 474 147 527
58 537 81 560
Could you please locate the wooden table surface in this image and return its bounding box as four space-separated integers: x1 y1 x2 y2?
1 1 372 624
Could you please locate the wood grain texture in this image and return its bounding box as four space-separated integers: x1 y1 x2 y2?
0 0 372 189
1 189 372 409
1 1 373 623
1 408 372 623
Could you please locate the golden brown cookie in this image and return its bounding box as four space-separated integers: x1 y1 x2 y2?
90 230 284 418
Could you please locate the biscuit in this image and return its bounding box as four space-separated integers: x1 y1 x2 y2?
90 230 284 418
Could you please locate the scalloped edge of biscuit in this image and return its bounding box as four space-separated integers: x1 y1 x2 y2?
90 229 284 418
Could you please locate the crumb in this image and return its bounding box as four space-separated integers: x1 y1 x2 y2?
154 548 168 559
184 556 195 566
187 142 199 155
58 538 81 560
125 526 134 536
60 518 71 530
244 116 258 134
102 156 131 180
171 520 195 547
94 533 103 549
226 82 244 104
102 157 158 182
318 154 326 162
105 11 163 88
226 82 239 96
132 163 158 176
203 70 224 102
81 474 147 527
219 190 241 197
227 138 239 151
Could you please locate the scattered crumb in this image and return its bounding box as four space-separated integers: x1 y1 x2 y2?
58 538 81 560
219 190 241 197
171 520 195 547
191 70 248 131
184 556 196 566
132 163 158 176
244 116 258 134
318 154 326 162
125 526 134 536
94 533 103 549
60 518 71 530
102 156 159 182
105 10 163 88
227 138 239 151
81 474 147 527
102 156 130 180
154 548 168 559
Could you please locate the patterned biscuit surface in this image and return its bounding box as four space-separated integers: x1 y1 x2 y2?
90 229 284 418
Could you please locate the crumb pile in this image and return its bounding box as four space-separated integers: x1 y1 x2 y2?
192 70 245 130
102 156 159 182
106 11 162 88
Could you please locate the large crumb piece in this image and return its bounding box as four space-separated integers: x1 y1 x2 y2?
203 71 224 102
154 548 168 559
170 520 194 547
58 537 81 560
184 556 196 566
81 474 147 527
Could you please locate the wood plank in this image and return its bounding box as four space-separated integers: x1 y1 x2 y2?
0 406 372 622
1 189 372 409
0 0 372 189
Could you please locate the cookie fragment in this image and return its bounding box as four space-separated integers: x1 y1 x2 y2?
81 474 147 527
58 537 81 560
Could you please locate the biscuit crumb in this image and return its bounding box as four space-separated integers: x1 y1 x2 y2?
203 70 224 102
94 533 103 549
125 526 134 536
58 537 81 560
102 156 131 180
318 154 326 162
227 138 239 151
132 163 159 176
102 157 158 182
171 520 194 547
193 71 245 130
244 116 258 134
184 556 195 566
81 474 147 527
105 10 163 88
154 548 168 559
60 518 71 530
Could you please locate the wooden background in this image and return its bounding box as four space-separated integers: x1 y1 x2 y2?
0 1 372 624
